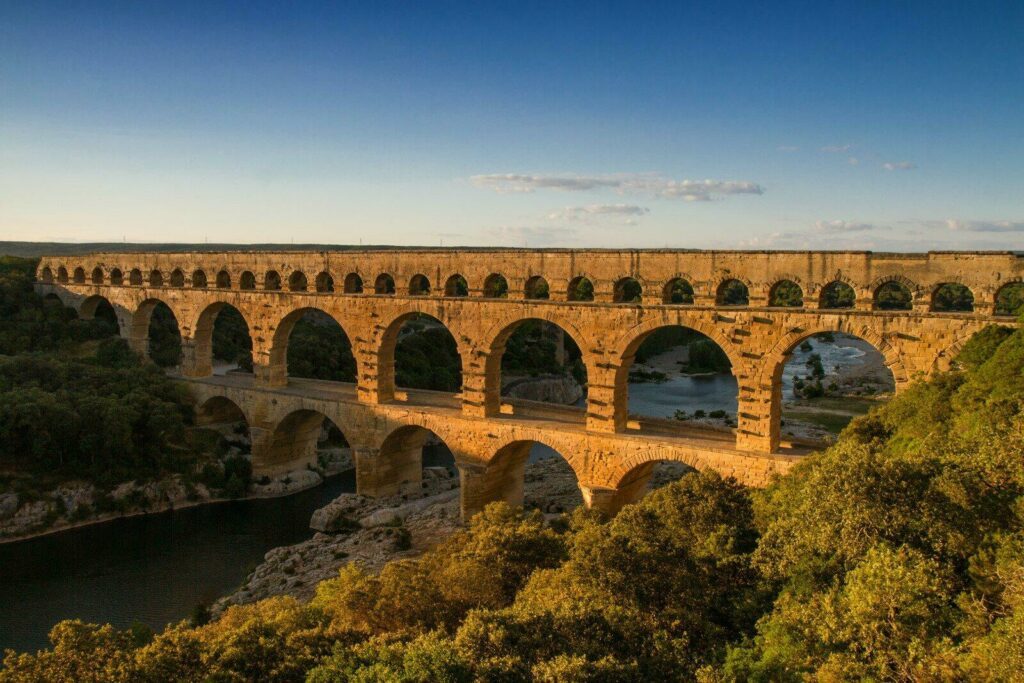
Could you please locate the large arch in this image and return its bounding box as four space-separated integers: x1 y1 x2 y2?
362 424 456 498
480 315 590 417
377 311 463 400
192 302 255 377
196 395 249 429
258 408 347 477
78 294 121 337
754 325 907 452
612 321 738 434
269 307 356 385
132 298 183 367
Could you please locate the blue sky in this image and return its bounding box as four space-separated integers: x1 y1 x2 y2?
2 1 1022 249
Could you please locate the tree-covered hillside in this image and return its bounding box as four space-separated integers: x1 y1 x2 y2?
4 319 1023 680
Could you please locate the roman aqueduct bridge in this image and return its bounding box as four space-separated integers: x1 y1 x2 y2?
36 249 1023 518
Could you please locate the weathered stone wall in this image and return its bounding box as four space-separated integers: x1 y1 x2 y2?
35 248 1023 517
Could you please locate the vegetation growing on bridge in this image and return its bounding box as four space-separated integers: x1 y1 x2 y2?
5 314 1023 680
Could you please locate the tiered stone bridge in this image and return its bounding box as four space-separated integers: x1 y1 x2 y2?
36 249 1022 518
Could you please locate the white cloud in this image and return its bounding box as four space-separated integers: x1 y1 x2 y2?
547 204 650 224
945 219 1024 233
882 161 917 171
813 220 878 233
470 173 764 202
820 144 853 153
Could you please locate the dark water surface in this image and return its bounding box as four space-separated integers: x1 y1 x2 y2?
0 472 355 654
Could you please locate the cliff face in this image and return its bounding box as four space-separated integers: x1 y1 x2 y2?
502 375 584 405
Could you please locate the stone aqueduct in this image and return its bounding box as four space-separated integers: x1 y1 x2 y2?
36 249 1023 518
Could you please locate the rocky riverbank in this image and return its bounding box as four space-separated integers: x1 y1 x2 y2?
214 457 692 612
502 374 584 405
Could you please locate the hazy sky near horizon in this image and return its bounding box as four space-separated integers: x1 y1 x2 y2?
2 1 1022 250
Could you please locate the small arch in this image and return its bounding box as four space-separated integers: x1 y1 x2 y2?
149 270 163 287
524 275 550 300
819 281 855 309
108 268 123 285
716 279 749 306
994 282 1024 317
568 276 595 302
315 271 335 293
375 273 396 295
90 266 104 285
169 269 185 288
192 270 208 288
614 277 642 303
240 271 256 290
57 267 69 283
483 273 509 298
288 270 308 292
264 270 282 291
874 280 912 310
344 273 363 294
663 278 694 305
129 269 143 286
931 283 974 312
409 274 431 296
73 267 86 284
769 280 803 307
216 270 231 289
444 274 468 297
39 266 54 283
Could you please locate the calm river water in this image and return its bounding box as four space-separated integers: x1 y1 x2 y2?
1 336 871 654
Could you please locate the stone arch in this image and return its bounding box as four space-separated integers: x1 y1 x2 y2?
409 274 431 296
461 438 583 520
444 273 469 297
663 277 694 305
109 268 124 285
716 278 749 306
364 424 455 498
344 272 364 293
240 271 256 290
818 280 856 309
288 270 308 291
376 309 464 400
196 395 250 436
191 301 255 377
132 297 183 367
57 266 69 283
994 280 1024 316
568 275 595 302
169 268 185 287
39 266 54 283
483 273 509 298
148 269 163 287
264 270 282 291
268 306 356 385
375 273 396 295
129 268 143 286
192 269 208 288
610 319 740 433
613 276 643 303
315 271 335 293
768 279 804 307
78 294 119 329
259 408 344 477
524 275 550 300
90 266 104 284
752 324 906 452
930 282 974 312
72 266 86 283
871 275 916 310
216 270 231 289
478 313 592 417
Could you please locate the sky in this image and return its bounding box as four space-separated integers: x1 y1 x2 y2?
2 1 1023 250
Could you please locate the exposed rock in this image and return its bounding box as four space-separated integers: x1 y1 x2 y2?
503 374 583 405
0 492 20 520
250 469 323 497
0 499 54 537
317 447 354 476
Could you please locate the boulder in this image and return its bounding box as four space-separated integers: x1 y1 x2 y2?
0 492 19 520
